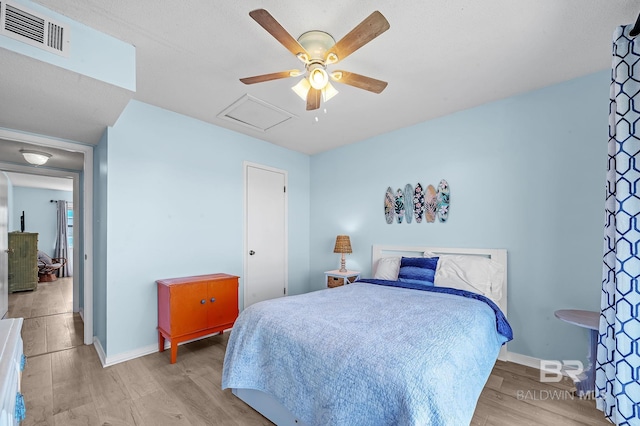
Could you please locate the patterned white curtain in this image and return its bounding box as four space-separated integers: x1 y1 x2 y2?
54 200 72 277
597 24 640 425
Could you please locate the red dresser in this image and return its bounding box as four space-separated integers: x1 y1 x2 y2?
157 273 239 363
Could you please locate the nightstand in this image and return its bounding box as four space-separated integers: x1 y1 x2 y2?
325 270 361 288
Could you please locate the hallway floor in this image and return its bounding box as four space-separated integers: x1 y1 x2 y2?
7 277 83 357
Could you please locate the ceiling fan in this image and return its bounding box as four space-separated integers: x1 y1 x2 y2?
240 9 390 111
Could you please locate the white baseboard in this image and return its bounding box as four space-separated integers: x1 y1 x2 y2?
92 336 157 368
99 341 162 368
504 350 577 379
505 351 543 369
93 336 106 366
94 330 230 368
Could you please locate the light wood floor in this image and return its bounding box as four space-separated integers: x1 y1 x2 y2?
8 281 610 425
7 277 83 358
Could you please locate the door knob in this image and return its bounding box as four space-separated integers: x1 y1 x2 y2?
249 250 255 255
200 299 206 304
210 297 216 303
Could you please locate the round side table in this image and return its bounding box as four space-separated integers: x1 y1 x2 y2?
554 309 599 397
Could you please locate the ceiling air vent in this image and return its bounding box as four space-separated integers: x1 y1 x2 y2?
0 1 69 57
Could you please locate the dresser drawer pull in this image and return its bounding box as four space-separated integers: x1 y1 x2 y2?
201 299 206 304
210 298 216 303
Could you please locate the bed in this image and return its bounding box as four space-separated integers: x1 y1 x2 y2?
222 245 512 425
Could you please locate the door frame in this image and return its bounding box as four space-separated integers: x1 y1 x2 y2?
243 161 288 311
0 172 8 318
0 128 93 345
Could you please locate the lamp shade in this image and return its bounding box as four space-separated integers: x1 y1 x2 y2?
333 235 352 254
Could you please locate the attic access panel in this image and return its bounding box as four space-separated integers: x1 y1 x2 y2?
218 94 296 132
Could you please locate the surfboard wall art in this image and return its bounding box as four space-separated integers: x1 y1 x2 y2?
394 188 405 224
436 179 450 222
384 187 395 224
425 184 437 223
413 183 425 223
404 184 414 224
383 180 449 224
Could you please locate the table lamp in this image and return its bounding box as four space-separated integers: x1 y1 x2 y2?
333 235 352 272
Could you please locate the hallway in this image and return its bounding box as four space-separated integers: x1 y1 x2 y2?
7 277 83 357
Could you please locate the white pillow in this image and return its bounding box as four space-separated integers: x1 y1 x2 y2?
425 253 504 301
373 256 401 280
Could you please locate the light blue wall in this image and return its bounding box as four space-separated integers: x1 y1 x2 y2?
100 100 310 357
310 71 609 364
1 0 135 91
10 186 73 254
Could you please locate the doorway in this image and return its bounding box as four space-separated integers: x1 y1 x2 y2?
243 162 288 309
0 172 8 318
0 128 94 345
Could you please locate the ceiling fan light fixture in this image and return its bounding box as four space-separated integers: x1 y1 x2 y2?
325 53 339 65
330 71 343 81
242 10 389 111
322 82 339 102
308 66 328 90
292 77 311 100
297 31 336 60
20 149 52 166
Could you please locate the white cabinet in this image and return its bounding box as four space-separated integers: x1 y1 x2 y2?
0 318 25 426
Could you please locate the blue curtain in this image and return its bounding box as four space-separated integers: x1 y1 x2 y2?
597 24 640 425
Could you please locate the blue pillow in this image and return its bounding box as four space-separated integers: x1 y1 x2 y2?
398 257 438 286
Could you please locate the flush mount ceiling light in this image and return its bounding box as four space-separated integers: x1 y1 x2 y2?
20 149 52 166
240 9 390 111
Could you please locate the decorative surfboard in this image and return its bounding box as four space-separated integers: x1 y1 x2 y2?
437 179 450 222
384 187 395 224
394 188 405 223
413 183 425 223
425 184 437 223
403 184 413 224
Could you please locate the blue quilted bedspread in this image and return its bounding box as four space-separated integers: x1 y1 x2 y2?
222 280 512 426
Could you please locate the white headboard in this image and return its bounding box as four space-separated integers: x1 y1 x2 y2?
372 244 508 360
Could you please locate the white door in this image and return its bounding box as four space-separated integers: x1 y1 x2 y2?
0 172 8 318
244 163 287 308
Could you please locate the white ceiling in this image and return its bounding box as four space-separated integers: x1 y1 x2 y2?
4 172 73 191
0 0 638 169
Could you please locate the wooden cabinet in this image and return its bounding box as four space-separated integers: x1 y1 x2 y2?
8 232 38 293
156 273 239 363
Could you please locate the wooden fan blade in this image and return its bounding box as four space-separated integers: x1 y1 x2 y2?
331 71 388 94
249 9 309 59
240 70 299 85
306 88 321 110
328 11 390 63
